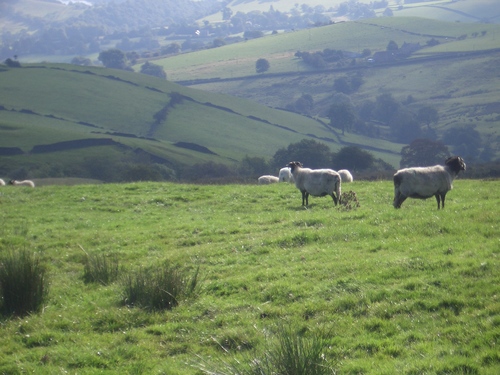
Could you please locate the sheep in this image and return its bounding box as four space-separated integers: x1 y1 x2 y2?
338 169 353 183
287 161 341 207
393 156 466 209
0 178 5 186
9 179 35 188
258 175 279 184
278 167 294 183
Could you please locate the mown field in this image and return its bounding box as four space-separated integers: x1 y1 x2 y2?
0 179 499 374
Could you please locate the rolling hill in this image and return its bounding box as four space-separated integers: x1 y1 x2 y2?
0 63 402 182
148 16 500 164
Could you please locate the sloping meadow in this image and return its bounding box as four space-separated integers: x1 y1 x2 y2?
0 179 498 374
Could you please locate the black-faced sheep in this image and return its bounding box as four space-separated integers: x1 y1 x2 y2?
338 169 353 183
9 179 35 188
393 156 466 209
278 167 294 183
258 175 279 184
287 161 341 207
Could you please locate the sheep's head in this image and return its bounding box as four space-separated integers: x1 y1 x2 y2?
445 156 466 174
287 161 303 171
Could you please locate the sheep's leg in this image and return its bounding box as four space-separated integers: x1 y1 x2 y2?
435 194 441 209
304 192 309 206
331 193 338 206
301 190 308 206
435 193 447 209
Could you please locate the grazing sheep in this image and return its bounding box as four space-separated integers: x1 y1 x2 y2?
287 161 341 207
0 178 5 186
338 169 353 183
278 167 294 183
393 156 466 209
258 175 279 184
9 179 35 188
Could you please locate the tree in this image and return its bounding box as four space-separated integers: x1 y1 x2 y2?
160 43 181 55
271 139 332 170
442 125 482 160
374 93 400 124
71 56 92 66
328 101 356 135
417 106 439 130
256 58 270 73
332 146 375 171
400 139 450 168
98 48 127 69
140 62 167 79
387 40 398 51
4 58 21 67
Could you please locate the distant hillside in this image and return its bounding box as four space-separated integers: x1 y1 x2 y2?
151 16 500 164
0 63 401 182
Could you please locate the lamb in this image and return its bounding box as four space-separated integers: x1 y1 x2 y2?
9 179 35 188
287 161 341 207
278 167 294 183
0 178 5 186
338 169 353 183
393 156 466 209
258 175 279 184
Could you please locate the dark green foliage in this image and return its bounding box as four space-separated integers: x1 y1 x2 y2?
122 264 199 311
271 139 332 170
400 138 450 168
332 146 375 171
140 61 167 79
4 58 21 67
328 100 356 135
98 48 128 69
256 58 270 73
0 249 48 317
83 253 120 285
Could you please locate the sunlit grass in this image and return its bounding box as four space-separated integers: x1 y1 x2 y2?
0 180 498 374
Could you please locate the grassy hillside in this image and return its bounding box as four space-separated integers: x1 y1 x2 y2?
150 17 500 162
0 63 402 180
0 180 498 374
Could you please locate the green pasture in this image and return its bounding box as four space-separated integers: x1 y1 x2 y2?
0 179 499 374
151 17 500 82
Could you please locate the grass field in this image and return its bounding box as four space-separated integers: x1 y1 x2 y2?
0 179 499 374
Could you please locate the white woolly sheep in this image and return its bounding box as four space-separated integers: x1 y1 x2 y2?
278 167 294 183
287 161 341 207
258 175 279 184
338 169 353 183
0 178 5 186
393 156 466 209
9 179 35 188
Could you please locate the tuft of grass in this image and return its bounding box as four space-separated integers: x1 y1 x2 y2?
195 323 334 375
82 251 120 285
122 263 200 311
0 249 48 317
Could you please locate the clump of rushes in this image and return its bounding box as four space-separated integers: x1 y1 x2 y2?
122 263 200 311
195 324 335 375
0 249 48 317
83 252 120 285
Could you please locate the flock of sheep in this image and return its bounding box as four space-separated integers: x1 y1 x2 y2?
259 156 466 210
1 156 466 210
